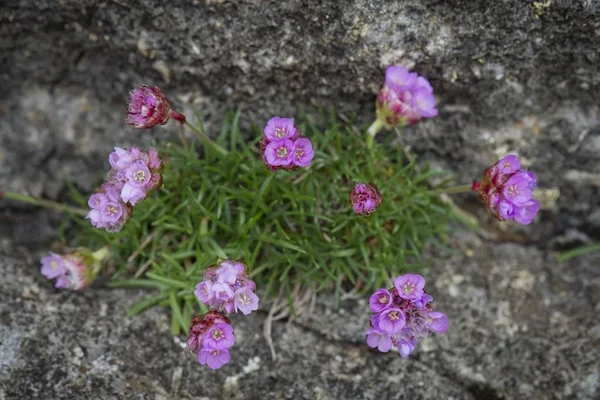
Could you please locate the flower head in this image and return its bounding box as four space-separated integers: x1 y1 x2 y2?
40 247 107 290
261 117 315 171
472 154 540 225
126 85 172 129
376 66 438 128
187 311 235 369
365 273 448 358
350 183 382 216
194 260 260 315
106 147 164 206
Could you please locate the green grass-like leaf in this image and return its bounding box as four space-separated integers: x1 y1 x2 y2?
68 111 459 323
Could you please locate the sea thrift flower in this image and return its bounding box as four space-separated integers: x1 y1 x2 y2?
126 85 186 128
186 311 235 370
86 183 132 232
366 273 448 358
40 247 108 290
292 137 315 167
106 147 164 205
261 117 315 170
350 183 382 216
264 139 295 167
376 66 438 129
472 154 540 225
264 117 299 141
194 260 260 315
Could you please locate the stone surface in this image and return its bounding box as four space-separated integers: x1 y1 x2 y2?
1 0 600 243
1 232 599 399
2 1 600 399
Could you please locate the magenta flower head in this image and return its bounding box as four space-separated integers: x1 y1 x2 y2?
86 182 132 232
365 273 448 358
376 66 438 128
261 117 315 171
350 183 383 216
126 85 186 129
106 147 164 206
40 247 108 290
472 154 540 225
187 311 235 370
194 260 259 315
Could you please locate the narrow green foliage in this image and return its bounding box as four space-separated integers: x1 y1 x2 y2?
557 243 600 261
69 111 457 324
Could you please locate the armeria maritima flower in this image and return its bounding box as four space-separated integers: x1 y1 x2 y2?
194 260 259 315
40 247 108 290
106 147 164 205
86 182 132 232
472 154 540 225
350 183 382 216
126 85 186 129
187 310 236 369
261 117 315 171
376 66 438 128
365 273 448 358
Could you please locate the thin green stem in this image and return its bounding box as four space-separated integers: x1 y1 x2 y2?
2 191 88 216
184 121 229 156
426 184 473 196
367 119 385 137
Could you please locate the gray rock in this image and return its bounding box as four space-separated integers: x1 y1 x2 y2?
1 0 600 241
1 232 599 399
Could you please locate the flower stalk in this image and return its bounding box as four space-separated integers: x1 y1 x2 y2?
184 121 229 156
1 191 88 217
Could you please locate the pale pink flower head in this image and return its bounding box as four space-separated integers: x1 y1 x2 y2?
40 248 105 291
194 260 259 315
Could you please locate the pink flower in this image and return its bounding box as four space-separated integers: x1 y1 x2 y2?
126 85 172 129
264 117 299 141
264 139 295 167
292 138 315 167
198 348 231 370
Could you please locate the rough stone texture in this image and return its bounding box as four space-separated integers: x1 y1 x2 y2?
1 232 599 400
2 1 600 399
1 0 599 242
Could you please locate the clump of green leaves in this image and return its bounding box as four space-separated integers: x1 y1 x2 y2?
67 110 456 333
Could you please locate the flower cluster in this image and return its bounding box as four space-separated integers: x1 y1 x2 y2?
40 247 108 290
261 117 314 170
376 66 438 128
472 154 540 225
194 260 259 315
87 147 164 232
366 274 448 358
350 183 383 216
126 85 186 129
186 311 236 369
